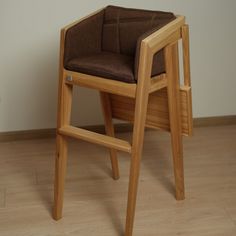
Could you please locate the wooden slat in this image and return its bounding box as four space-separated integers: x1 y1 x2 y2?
59 125 132 153
64 70 137 98
165 43 185 200
149 74 167 93
181 25 191 86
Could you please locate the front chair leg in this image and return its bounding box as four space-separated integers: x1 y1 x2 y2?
53 77 73 219
125 71 150 235
125 147 143 236
53 134 68 220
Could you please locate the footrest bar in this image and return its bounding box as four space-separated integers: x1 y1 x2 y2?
59 125 132 153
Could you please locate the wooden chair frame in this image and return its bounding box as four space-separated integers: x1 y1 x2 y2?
53 9 192 236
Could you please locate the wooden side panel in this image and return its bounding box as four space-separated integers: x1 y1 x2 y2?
110 86 193 136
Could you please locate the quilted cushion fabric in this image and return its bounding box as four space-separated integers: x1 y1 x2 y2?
64 5 176 83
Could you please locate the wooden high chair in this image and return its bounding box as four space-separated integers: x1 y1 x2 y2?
53 5 193 236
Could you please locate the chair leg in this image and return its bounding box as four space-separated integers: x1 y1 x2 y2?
166 43 185 200
53 78 73 220
53 134 68 220
125 76 150 235
100 92 119 180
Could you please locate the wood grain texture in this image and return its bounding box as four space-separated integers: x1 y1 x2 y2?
149 74 167 93
110 86 193 136
181 24 191 86
143 16 184 53
0 125 236 235
125 41 152 236
65 70 137 98
165 43 185 200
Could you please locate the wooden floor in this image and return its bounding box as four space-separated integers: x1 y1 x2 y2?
0 125 236 236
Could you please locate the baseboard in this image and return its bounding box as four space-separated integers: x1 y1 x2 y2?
0 115 235 142
193 115 236 127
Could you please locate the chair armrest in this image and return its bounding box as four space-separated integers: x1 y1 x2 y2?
135 16 185 80
143 15 185 54
61 8 105 67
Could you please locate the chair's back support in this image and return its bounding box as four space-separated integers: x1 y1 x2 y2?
63 6 177 82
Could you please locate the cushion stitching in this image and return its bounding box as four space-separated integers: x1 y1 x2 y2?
117 10 121 53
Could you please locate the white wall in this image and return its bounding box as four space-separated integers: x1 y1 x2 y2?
0 0 236 132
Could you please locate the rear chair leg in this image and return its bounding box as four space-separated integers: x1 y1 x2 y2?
53 79 73 220
100 92 119 180
165 43 185 200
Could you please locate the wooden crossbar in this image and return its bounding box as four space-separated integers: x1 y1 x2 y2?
149 74 167 93
59 125 132 153
65 70 137 98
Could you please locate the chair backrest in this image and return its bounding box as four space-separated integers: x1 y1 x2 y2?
102 6 175 56
64 5 176 81
102 6 176 80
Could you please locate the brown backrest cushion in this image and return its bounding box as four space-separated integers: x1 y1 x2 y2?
102 6 176 80
64 6 176 82
64 10 105 66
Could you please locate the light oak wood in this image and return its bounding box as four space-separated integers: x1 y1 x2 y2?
54 11 192 236
125 40 152 236
181 24 191 86
53 29 73 220
149 74 167 93
59 125 132 153
165 43 185 200
143 16 184 54
181 24 193 135
100 92 120 180
65 70 137 98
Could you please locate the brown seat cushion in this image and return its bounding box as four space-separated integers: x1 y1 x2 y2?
66 52 135 83
64 6 176 83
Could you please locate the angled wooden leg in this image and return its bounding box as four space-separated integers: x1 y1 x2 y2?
53 72 73 220
100 92 119 180
53 134 68 219
165 43 185 200
125 43 151 236
125 94 149 236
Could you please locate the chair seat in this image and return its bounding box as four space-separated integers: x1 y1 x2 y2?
65 52 135 83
